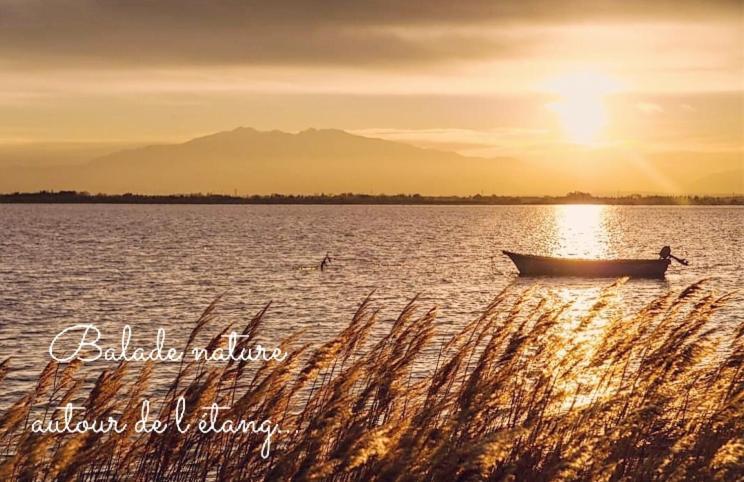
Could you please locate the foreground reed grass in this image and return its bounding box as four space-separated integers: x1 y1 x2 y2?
1 280 742 481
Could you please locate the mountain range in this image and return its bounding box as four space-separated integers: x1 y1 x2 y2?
0 128 741 195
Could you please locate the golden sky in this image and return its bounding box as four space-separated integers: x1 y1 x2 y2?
0 0 741 192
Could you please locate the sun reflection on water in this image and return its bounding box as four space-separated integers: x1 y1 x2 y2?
541 204 624 408
551 204 610 259
550 284 619 410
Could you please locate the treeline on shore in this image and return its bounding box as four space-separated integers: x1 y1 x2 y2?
1 190 742 205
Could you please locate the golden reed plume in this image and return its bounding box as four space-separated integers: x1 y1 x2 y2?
0 281 741 481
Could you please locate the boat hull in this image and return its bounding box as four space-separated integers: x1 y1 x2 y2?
503 251 670 278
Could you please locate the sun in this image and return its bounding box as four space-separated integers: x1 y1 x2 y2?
545 71 620 145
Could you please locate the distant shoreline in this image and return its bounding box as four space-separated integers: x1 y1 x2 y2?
1 191 742 205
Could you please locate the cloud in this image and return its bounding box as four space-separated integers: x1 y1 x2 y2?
636 102 664 114
0 0 737 68
351 127 553 157
0 1 739 150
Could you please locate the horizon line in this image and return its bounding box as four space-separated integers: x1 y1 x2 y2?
1 191 742 206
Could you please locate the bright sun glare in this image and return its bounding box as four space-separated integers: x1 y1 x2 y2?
546 71 620 145
553 204 609 259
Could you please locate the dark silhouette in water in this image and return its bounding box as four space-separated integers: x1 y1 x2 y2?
660 245 689 265
320 253 332 272
504 246 690 278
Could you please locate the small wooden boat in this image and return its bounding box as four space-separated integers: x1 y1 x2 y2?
503 246 687 278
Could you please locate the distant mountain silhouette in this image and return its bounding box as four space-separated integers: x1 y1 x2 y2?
0 128 527 194
0 127 741 195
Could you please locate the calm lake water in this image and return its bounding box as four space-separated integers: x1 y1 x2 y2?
0 204 742 402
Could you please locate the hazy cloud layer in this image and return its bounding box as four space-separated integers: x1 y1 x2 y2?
0 0 739 67
0 0 740 186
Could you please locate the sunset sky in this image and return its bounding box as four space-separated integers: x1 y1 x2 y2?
0 0 741 192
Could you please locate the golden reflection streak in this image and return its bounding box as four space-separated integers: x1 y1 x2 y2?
551 204 609 259
545 204 619 407
550 284 619 410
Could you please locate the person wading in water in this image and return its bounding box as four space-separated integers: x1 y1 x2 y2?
320 253 332 272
